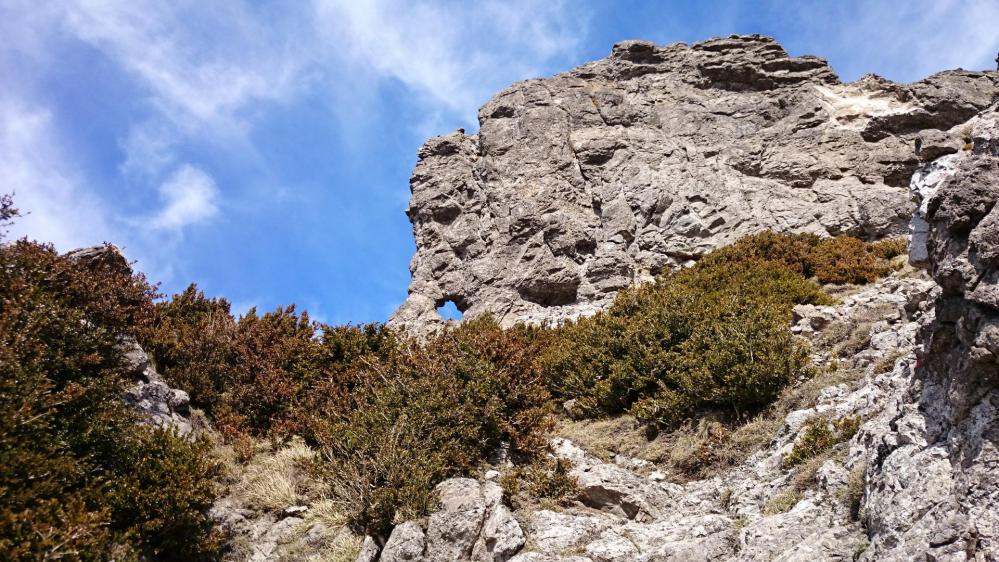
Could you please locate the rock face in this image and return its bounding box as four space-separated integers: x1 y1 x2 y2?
861 103 999 560
391 35 999 332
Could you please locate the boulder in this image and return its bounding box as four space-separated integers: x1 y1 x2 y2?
381 521 426 562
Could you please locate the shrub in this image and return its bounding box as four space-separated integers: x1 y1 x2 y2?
145 284 241 415
701 230 903 285
809 236 895 285
870 238 908 260
312 316 553 537
103 430 223 559
698 231 821 276
0 240 220 561
0 193 18 240
543 252 828 429
501 457 579 510
783 415 860 468
541 231 906 430
214 305 324 437
146 287 396 440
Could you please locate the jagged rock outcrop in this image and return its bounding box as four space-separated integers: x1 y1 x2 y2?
860 102 999 560
67 245 195 435
121 337 195 435
391 35 999 332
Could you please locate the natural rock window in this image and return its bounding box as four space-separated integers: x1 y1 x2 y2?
437 299 464 320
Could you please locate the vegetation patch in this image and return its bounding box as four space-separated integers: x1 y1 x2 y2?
501 457 580 511
0 240 221 561
763 488 802 515
0 211 906 558
784 415 861 468
542 241 832 429
310 316 553 537
840 463 867 521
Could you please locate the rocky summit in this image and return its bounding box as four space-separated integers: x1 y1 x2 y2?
390 34 998 332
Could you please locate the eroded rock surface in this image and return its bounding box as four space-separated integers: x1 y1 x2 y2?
391 35 999 332
861 103 999 561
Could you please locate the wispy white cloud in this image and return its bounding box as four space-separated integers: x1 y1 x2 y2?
0 99 115 250
119 120 177 177
313 0 587 127
149 165 220 232
62 0 305 135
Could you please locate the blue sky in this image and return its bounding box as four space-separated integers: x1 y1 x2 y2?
3 0 998 325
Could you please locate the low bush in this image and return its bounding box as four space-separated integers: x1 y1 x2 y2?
541 231 904 431
501 457 579 510
145 284 241 415
542 247 829 429
312 316 553 537
700 231 905 284
215 305 324 437
147 286 396 439
870 238 908 260
0 240 220 561
783 415 861 468
808 236 895 284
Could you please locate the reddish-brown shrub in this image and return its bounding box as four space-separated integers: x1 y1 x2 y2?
809 236 894 284
0 240 219 561
313 316 553 537
146 285 241 415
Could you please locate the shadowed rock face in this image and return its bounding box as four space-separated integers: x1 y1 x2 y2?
391 35 999 333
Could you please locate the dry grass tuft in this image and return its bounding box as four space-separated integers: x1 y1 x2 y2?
555 416 670 464
319 533 364 562
237 438 320 512
839 463 867 521
763 488 802 515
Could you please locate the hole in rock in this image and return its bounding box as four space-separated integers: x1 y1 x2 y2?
437 300 464 320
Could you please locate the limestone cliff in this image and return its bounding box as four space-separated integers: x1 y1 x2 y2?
391 35 998 332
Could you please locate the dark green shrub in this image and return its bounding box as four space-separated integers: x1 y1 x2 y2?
313 316 553 537
105 429 223 560
543 255 829 428
0 240 220 561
